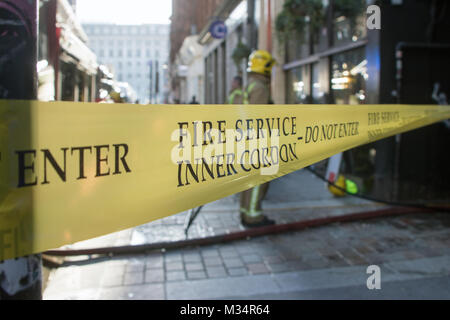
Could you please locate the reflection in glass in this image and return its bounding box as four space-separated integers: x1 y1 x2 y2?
286 33 310 62
287 66 310 104
331 48 367 105
333 0 367 45
311 62 324 103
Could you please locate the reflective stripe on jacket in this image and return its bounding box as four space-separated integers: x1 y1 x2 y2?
228 89 244 104
244 73 271 105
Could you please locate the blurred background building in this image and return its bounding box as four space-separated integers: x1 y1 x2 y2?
83 23 170 104
169 0 223 103
67 0 77 13
38 0 98 102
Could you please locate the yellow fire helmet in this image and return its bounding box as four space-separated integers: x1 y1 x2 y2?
247 50 276 76
110 89 122 103
328 175 347 197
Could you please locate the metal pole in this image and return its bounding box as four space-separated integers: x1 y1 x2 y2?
0 0 42 300
247 0 256 50
155 60 159 103
149 60 153 103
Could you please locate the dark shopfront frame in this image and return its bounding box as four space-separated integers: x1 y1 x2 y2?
283 1 378 192
281 0 450 202
280 1 376 194
283 39 369 105
283 38 377 190
283 0 378 192
281 0 373 105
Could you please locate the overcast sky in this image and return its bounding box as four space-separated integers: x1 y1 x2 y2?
76 0 172 25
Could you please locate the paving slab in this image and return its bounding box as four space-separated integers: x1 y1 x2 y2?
43 170 450 300
222 276 450 300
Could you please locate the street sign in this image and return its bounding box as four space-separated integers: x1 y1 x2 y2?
210 20 227 39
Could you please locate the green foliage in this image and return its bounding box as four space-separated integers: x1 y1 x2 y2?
275 0 325 45
334 0 366 21
232 41 251 71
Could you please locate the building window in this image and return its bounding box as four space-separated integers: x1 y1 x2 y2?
311 62 325 104
128 50 132 58
333 2 367 46
286 34 310 62
109 49 114 57
118 49 123 57
287 66 310 104
331 48 367 105
136 49 141 57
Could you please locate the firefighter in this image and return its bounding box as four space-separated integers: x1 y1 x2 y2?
240 50 276 228
227 75 244 104
189 95 200 104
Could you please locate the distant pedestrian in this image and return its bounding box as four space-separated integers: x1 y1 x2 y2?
227 76 244 104
189 95 199 104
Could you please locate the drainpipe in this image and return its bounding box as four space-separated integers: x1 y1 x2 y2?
267 0 272 53
247 0 256 50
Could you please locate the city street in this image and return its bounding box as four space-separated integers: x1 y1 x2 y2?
1 0 449 301
43 170 450 299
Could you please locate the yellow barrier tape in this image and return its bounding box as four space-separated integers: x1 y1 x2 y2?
0 100 449 260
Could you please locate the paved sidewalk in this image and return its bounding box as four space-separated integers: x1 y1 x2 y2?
43 170 450 300
57 169 381 250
